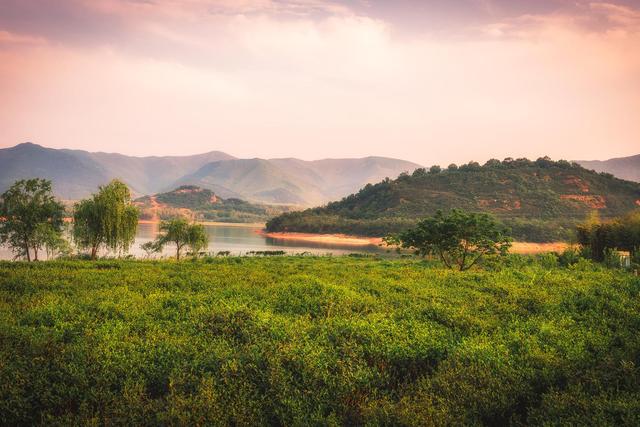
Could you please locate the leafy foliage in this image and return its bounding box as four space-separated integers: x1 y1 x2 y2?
267 158 640 242
0 178 65 261
147 218 209 260
136 185 293 223
73 180 139 259
0 257 639 425
387 210 512 270
577 211 640 261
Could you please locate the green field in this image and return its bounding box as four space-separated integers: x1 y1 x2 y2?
1 257 639 425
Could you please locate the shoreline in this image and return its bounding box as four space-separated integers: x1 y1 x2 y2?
262 231 569 254
137 220 266 228
262 231 384 247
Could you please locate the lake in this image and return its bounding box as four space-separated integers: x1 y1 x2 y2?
0 223 386 260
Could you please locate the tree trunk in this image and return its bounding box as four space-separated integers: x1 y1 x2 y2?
33 247 39 261
25 242 31 262
91 245 98 260
176 244 181 261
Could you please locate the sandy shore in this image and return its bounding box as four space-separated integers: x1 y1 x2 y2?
509 242 569 254
262 231 384 247
263 231 569 254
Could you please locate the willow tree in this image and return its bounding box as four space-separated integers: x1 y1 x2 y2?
0 178 65 261
147 218 208 260
73 180 139 259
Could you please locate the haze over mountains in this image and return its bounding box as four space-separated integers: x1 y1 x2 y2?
0 143 420 205
577 155 640 183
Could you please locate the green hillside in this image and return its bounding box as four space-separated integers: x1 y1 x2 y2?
136 185 292 223
266 158 640 242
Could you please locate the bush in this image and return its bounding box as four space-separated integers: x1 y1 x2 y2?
558 248 581 267
537 252 559 269
0 258 639 425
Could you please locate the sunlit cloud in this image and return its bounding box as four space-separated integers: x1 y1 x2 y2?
0 0 638 164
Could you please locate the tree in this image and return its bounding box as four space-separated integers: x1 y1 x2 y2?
73 180 139 260
386 209 512 271
148 218 208 260
35 222 73 259
577 211 640 262
429 165 442 174
0 179 65 261
140 241 160 259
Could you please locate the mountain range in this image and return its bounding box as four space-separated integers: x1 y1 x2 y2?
577 155 640 183
0 143 420 205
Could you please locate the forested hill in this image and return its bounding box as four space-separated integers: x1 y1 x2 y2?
135 185 292 223
266 158 640 242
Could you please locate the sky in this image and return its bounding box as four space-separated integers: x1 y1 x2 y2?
0 0 639 166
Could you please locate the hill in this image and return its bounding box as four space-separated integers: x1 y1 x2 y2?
135 185 293 223
578 154 640 183
266 158 640 242
176 157 423 205
0 143 234 199
0 143 420 205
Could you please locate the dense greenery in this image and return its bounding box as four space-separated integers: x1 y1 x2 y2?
136 186 292 223
577 211 640 262
387 210 512 270
145 218 209 260
1 257 639 425
267 158 640 242
0 179 65 261
73 180 139 260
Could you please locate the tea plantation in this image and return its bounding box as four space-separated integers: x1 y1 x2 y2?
0 257 639 425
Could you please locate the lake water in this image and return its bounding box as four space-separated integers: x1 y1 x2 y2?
0 223 386 260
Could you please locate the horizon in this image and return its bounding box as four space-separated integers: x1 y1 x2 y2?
1 1 639 165
4 141 636 165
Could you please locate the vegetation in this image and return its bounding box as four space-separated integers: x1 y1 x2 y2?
73 180 139 260
135 186 293 223
146 218 209 260
0 178 65 261
386 209 512 270
267 157 640 242
0 257 639 425
577 211 640 262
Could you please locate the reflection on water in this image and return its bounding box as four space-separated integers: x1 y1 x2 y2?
0 223 386 260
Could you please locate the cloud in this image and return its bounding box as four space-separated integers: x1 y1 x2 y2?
0 1 638 163
479 1 640 38
0 30 46 46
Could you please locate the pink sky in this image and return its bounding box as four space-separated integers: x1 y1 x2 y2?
0 0 638 165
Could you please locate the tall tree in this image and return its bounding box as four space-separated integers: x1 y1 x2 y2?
386 209 512 271
147 218 208 260
73 180 139 260
0 178 65 261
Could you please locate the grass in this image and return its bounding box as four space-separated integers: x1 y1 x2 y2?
0 257 639 425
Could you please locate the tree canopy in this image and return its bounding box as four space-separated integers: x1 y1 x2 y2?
0 178 65 261
73 180 139 259
577 211 640 261
387 209 512 271
146 218 208 260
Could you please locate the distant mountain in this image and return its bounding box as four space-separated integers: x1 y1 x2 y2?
0 143 420 205
577 154 640 183
135 185 292 223
266 158 640 242
0 142 234 199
